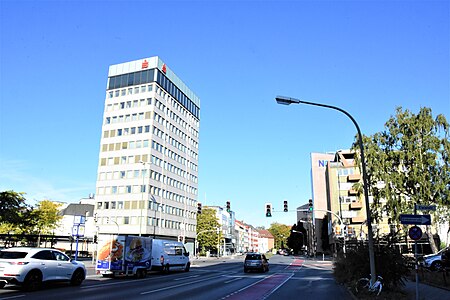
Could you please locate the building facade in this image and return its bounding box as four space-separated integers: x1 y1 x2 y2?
93 57 200 252
310 152 335 253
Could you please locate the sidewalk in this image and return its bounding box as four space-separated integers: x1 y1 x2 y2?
403 279 450 300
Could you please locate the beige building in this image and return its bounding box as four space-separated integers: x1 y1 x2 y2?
93 57 200 253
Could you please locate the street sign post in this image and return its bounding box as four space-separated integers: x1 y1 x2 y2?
400 214 431 225
415 205 436 211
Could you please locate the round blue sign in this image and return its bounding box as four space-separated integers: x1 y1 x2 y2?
408 226 422 240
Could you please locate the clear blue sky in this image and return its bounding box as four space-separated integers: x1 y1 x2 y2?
1 0 449 228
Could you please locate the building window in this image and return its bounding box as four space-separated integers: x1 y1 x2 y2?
124 217 129 225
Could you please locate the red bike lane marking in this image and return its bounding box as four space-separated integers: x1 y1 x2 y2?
224 273 293 300
286 258 304 270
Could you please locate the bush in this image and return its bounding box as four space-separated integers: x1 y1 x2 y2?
333 239 410 290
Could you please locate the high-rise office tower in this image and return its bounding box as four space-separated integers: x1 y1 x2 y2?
94 57 200 250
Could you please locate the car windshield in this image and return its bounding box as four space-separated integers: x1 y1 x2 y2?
246 254 261 260
0 251 28 259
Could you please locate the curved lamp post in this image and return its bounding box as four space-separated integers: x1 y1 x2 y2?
275 95 376 285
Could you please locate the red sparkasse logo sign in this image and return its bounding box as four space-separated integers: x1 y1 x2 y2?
142 60 149 69
162 63 167 74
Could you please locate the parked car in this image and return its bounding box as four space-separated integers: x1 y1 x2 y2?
244 253 269 273
0 247 86 291
421 246 450 271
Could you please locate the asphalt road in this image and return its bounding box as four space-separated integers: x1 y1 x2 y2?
0 255 351 300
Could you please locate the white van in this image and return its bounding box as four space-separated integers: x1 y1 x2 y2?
151 239 190 272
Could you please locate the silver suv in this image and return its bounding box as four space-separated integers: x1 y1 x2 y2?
0 247 86 291
421 246 450 271
244 253 269 273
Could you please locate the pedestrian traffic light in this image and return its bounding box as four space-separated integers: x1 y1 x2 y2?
226 201 231 212
308 199 313 212
283 200 288 212
265 203 272 217
197 202 202 214
93 234 98 244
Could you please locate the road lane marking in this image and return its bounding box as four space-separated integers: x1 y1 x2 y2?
0 295 26 300
140 275 223 295
224 277 243 284
173 275 200 281
222 272 294 300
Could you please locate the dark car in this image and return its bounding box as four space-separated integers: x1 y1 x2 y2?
244 253 269 273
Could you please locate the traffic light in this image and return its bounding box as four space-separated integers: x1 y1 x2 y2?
283 200 288 212
226 201 231 212
308 199 313 212
265 203 272 217
93 235 98 244
197 202 202 214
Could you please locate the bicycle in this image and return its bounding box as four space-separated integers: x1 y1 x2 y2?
355 275 383 296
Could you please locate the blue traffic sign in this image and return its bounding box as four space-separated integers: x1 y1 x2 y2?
400 214 431 225
408 226 423 240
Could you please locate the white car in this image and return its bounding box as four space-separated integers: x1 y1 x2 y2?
0 247 86 291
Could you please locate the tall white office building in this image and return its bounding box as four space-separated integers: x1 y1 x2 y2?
94 57 200 250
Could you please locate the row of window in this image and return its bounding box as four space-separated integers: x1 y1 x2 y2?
97 200 196 219
107 69 200 120
106 97 152 112
98 215 196 232
97 181 197 199
105 111 149 125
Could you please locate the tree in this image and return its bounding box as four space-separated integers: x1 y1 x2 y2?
354 107 449 252
0 191 34 234
287 221 307 254
196 208 220 255
32 200 62 235
268 222 291 250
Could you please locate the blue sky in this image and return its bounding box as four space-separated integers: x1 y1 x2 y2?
1 0 449 228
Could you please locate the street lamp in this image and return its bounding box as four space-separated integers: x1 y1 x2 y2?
275 95 376 285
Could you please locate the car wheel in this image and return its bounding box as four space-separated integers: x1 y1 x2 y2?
0 281 6 289
184 262 190 272
431 261 443 271
70 269 85 286
23 270 43 292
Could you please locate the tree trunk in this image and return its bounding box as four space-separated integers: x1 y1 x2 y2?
426 225 438 253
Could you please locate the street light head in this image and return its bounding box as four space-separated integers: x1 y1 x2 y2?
275 95 301 105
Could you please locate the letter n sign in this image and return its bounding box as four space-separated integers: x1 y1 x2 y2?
319 160 327 167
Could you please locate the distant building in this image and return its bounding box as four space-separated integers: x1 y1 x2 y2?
206 205 235 255
257 229 274 253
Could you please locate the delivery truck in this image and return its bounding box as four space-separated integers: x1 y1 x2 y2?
96 235 190 278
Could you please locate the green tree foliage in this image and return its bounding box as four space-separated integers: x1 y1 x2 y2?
0 191 29 225
268 222 291 249
196 208 221 254
353 107 449 252
0 191 34 234
32 200 62 235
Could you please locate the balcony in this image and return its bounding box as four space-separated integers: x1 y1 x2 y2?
350 201 363 209
347 174 361 182
351 216 365 224
348 189 358 196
